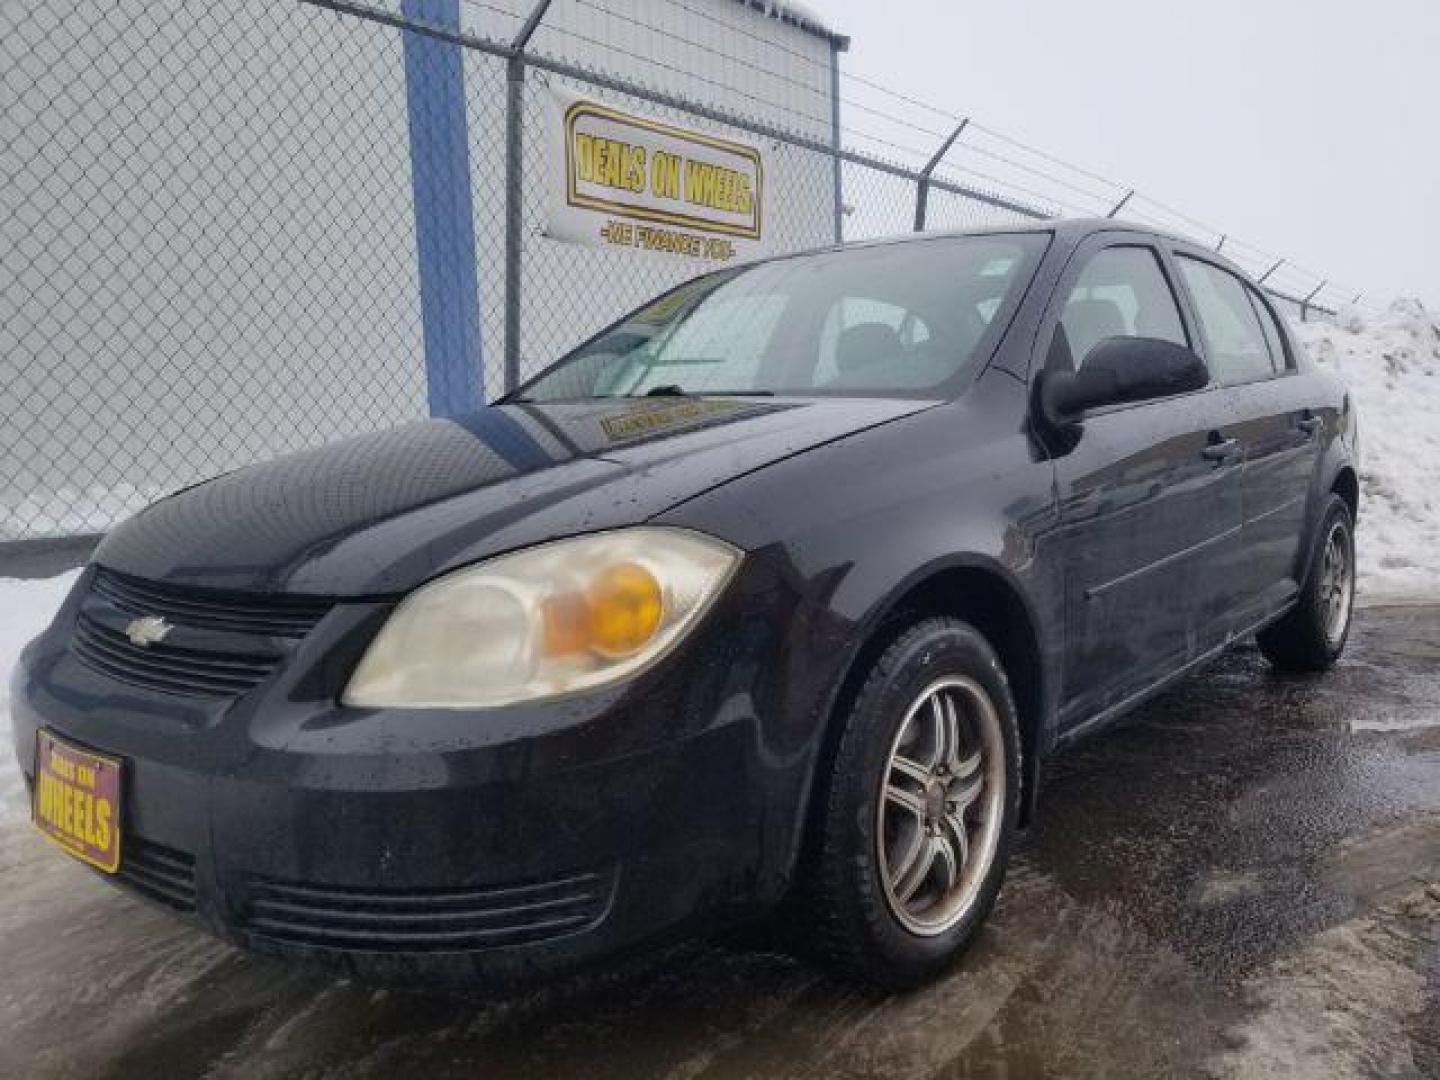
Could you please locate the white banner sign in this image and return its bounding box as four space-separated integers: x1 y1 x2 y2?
544 88 767 263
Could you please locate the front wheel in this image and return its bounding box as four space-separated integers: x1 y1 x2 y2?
797 617 1021 988
1257 495 1356 671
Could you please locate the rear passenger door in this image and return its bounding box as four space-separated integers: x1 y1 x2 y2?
1045 237 1242 729
1174 252 1319 625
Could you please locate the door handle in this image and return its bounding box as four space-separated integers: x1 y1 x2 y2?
1298 415 1323 435
1202 436 1241 464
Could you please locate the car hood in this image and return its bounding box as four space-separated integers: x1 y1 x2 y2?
94 395 934 595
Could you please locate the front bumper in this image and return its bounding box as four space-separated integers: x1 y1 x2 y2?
10 563 811 986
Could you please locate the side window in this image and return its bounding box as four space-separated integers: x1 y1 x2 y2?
1177 257 1275 384
1248 287 1291 372
1059 246 1187 366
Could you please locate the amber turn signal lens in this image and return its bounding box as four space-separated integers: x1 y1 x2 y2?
586 561 664 657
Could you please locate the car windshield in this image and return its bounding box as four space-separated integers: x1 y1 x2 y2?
517 233 1048 401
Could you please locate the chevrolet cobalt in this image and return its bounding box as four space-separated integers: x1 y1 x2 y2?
13 220 1358 987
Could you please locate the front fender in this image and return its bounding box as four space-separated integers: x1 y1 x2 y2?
657 376 1060 873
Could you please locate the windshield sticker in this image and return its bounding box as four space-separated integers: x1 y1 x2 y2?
598 399 774 442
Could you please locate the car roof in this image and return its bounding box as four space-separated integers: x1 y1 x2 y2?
859 217 1188 249
749 217 1193 267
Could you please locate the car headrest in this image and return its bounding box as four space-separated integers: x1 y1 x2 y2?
836 322 903 374
1063 298 1128 364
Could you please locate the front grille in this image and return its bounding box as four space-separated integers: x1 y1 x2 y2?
241 870 616 953
71 568 335 698
73 613 279 697
115 838 197 912
91 568 331 639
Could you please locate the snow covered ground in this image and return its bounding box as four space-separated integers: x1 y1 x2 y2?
0 572 79 822
1294 299 1440 603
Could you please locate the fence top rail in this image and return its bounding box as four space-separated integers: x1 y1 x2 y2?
299 0 512 58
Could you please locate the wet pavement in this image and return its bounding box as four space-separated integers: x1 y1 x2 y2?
2 605 1438 1079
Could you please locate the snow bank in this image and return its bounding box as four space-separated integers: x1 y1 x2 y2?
1294 300 1440 604
0 572 81 821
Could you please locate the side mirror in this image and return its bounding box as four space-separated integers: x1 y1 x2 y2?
1041 337 1208 422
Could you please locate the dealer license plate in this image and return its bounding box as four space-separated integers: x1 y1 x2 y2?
32 729 123 874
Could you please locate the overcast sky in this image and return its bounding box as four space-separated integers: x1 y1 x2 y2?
820 0 1438 310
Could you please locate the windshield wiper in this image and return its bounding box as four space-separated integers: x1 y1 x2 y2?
638 385 774 398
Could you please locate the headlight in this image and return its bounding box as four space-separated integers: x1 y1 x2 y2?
342 527 741 708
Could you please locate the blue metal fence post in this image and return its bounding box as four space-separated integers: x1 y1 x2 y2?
401 0 484 415
829 39 843 244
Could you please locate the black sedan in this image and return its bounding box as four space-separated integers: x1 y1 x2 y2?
12 219 1358 988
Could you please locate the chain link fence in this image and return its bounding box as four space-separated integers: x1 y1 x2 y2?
3 0 428 539
2 0 1363 542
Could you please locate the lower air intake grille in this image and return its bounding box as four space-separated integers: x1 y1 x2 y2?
241 870 615 953
116 838 197 912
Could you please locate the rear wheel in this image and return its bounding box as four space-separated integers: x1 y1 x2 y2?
1257 495 1355 671
797 617 1020 988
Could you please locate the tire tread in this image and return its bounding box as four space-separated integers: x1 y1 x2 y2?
796 616 1019 989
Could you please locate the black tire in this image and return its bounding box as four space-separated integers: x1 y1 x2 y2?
1257 495 1356 672
797 616 1021 989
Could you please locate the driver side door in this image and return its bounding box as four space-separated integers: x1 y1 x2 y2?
1043 237 1243 732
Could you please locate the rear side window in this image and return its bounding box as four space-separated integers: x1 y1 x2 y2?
1249 289 1291 371
1177 257 1275 384
1059 246 1188 367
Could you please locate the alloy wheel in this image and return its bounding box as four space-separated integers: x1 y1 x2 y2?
1320 520 1354 647
876 676 1006 936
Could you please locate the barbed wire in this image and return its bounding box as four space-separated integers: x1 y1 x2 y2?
950 138 1117 211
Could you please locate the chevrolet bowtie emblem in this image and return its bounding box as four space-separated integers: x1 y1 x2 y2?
125 616 173 648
